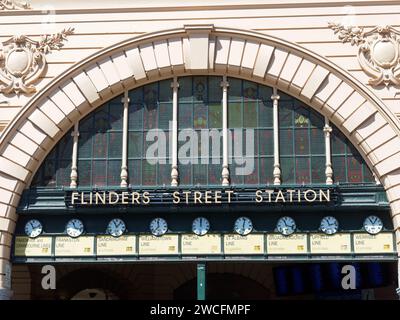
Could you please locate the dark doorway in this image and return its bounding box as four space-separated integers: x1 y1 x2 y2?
174 273 271 300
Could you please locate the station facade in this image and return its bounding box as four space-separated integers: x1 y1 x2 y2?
1 0 400 299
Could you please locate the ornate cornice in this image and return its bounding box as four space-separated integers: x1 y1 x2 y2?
0 28 75 95
329 22 400 87
0 0 30 10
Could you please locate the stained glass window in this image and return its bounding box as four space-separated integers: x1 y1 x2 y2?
128 79 172 187
279 92 325 185
178 76 223 186
228 78 273 186
31 129 73 187
77 94 123 187
331 125 374 184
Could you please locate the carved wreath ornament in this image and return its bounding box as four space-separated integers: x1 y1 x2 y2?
0 0 30 10
329 23 400 87
0 28 74 95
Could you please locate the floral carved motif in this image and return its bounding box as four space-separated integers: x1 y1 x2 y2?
0 0 30 10
0 28 75 95
328 22 400 86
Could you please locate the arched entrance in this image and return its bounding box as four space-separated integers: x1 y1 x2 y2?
1 25 400 299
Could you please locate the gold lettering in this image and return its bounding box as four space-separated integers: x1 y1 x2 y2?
173 191 180 204
121 191 129 204
319 189 330 202
71 192 79 205
183 191 190 204
132 192 140 204
142 192 150 204
255 190 263 203
205 191 212 204
304 189 317 202
287 189 295 202
275 190 285 202
265 190 274 202
95 192 106 205
109 191 119 204
226 190 234 203
81 192 87 204
215 191 221 204
194 191 202 204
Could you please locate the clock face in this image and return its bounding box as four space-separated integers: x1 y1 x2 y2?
363 215 383 235
150 218 168 236
234 217 253 236
320 216 339 235
276 216 296 236
66 219 84 238
192 217 210 236
24 219 43 238
107 218 126 237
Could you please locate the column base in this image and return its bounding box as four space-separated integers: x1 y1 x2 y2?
0 288 13 300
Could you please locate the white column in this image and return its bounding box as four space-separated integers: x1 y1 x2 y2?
272 88 281 185
120 91 130 187
171 77 179 186
221 76 230 186
324 117 333 185
70 122 79 188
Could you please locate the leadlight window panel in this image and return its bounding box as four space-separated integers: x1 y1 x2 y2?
31 129 73 187
281 157 295 184
178 76 223 186
295 157 311 184
311 156 325 183
128 79 173 187
331 125 374 184
259 157 274 185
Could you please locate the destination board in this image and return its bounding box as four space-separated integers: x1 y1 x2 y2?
224 234 264 255
181 234 221 254
14 236 52 257
138 235 179 255
96 235 137 256
267 234 308 254
55 236 95 256
310 234 351 254
353 233 394 253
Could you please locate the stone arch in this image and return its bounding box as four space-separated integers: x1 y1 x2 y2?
1 25 400 291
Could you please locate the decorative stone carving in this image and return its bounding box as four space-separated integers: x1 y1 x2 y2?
0 28 74 95
0 0 30 10
328 23 400 86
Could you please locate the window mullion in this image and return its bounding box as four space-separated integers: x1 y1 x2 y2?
70 122 79 188
272 87 281 185
120 91 130 187
221 75 230 186
171 77 179 186
324 116 333 185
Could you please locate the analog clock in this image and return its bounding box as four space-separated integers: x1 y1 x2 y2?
234 217 253 236
320 216 339 235
107 218 126 237
192 217 210 236
66 219 84 238
276 216 296 236
24 219 43 238
150 218 168 236
363 215 383 235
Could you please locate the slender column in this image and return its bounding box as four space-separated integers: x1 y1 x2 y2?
171 77 179 186
221 76 230 186
197 262 206 300
70 122 79 188
324 117 333 185
272 88 281 185
120 91 130 187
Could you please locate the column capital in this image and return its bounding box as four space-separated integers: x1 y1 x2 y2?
323 123 332 134
271 94 280 101
121 95 130 105
220 80 229 88
171 77 180 89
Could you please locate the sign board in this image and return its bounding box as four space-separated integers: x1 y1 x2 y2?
55 236 94 256
138 235 179 255
224 234 264 255
353 233 394 253
96 235 137 256
181 234 221 254
267 234 308 254
14 236 52 257
310 234 351 254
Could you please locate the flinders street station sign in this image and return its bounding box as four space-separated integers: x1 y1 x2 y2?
66 188 334 207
